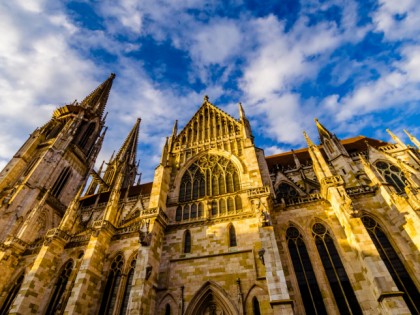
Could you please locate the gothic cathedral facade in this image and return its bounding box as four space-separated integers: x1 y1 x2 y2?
0 75 419 314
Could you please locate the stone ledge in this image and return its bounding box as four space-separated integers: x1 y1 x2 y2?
170 249 252 262
377 291 404 302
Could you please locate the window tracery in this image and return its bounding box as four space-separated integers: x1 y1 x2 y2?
99 254 124 315
275 183 298 202
46 260 73 314
361 216 420 314
179 155 240 202
286 226 326 314
120 256 137 315
177 155 243 222
0 273 24 315
375 161 407 193
312 223 362 314
51 167 71 197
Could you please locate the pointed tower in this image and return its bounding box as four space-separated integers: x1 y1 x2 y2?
100 118 141 192
0 74 115 294
314 119 360 186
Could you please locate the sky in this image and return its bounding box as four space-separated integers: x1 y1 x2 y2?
0 0 419 181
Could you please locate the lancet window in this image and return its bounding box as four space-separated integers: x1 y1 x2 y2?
361 216 420 314
51 166 71 197
184 230 191 253
375 161 407 194
99 254 124 315
179 155 240 202
120 256 137 315
275 183 299 202
165 304 171 315
0 273 24 315
286 226 326 314
228 224 237 247
312 223 362 314
252 297 261 315
45 260 73 314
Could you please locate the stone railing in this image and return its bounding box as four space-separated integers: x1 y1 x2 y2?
321 175 344 187
346 185 377 196
283 193 323 206
246 186 270 198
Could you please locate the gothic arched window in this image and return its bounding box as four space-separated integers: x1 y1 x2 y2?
361 216 420 314
51 167 72 197
229 224 237 247
252 297 261 315
275 183 298 202
235 195 242 211
0 273 24 315
78 123 96 151
178 155 240 203
175 206 182 222
312 223 362 314
99 254 124 315
184 230 191 253
46 260 73 314
375 161 407 194
286 226 327 314
120 257 137 315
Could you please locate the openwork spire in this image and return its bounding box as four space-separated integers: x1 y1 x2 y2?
314 118 333 141
116 118 141 166
80 73 116 118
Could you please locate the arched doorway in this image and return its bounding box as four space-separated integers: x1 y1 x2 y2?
185 281 239 315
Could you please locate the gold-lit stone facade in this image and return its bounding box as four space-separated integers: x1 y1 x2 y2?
0 75 419 314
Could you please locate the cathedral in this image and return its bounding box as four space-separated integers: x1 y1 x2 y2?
0 74 419 315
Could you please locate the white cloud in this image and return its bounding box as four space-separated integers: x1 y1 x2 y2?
373 0 419 41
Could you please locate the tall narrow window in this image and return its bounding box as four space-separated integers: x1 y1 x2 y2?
165 304 171 315
175 206 182 222
184 230 191 253
375 161 407 194
312 223 362 315
198 202 204 218
219 199 226 216
51 167 71 197
227 197 234 213
120 257 137 315
78 123 96 150
286 226 327 314
190 204 197 219
183 205 190 221
211 200 218 216
0 274 24 315
362 216 420 314
229 224 237 247
99 254 124 315
252 297 261 315
46 260 73 314
235 195 242 211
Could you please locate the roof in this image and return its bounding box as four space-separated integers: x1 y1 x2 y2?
265 136 388 170
80 181 153 206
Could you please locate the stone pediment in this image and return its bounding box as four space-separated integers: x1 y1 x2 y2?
174 97 242 148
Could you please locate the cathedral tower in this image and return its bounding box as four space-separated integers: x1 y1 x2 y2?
0 74 115 294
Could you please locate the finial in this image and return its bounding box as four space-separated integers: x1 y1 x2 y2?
238 102 246 120
110 73 116 79
204 95 209 102
172 120 178 136
303 131 315 147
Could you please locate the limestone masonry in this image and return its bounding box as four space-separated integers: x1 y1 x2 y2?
0 74 419 314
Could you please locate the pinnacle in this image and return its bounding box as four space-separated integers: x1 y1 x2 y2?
80 73 116 118
115 118 141 166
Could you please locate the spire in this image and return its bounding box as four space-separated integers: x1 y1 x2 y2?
238 102 246 120
291 149 301 169
303 131 315 147
386 129 406 148
315 118 333 141
172 120 178 137
404 129 420 149
115 118 141 166
79 73 116 118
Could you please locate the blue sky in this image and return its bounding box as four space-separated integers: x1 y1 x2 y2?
0 0 419 181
